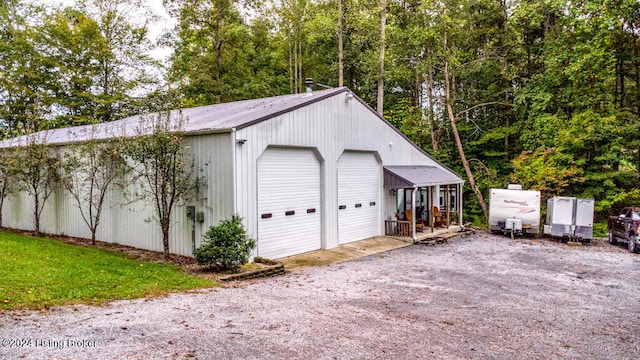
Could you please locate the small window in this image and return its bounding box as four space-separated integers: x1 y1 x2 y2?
369 202 376 206
261 213 272 219
339 205 346 210
285 210 295 216
355 203 362 208
307 208 316 214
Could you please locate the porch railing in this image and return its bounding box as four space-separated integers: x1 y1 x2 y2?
385 220 411 237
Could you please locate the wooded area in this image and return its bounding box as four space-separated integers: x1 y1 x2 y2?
1 0 639 226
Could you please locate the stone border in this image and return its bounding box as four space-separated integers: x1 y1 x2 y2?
218 257 285 282
419 228 476 246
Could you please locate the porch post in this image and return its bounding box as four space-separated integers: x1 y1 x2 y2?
459 183 464 226
445 184 451 227
411 186 417 241
429 187 433 229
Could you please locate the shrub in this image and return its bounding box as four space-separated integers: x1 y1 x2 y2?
194 215 255 271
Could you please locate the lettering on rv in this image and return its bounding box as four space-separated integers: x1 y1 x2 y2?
501 199 535 213
503 200 528 206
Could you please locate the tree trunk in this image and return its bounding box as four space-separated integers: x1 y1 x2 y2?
502 1 510 153
102 61 111 123
288 34 294 93
162 219 170 260
635 25 640 117
298 35 303 93
0 184 5 228
294 37 299 93
442 0 488 221
337 0 344 87
377 0 386 115
424 66 438 152
34 193 40 236
444 60 488 221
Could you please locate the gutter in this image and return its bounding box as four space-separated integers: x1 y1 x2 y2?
0 128 235 149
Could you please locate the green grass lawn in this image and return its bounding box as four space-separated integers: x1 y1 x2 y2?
0 231 215 310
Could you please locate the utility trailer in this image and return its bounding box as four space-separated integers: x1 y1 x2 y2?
488 185 541 237
543 197 594 243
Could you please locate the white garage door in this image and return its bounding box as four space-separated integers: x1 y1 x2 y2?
257 147 322 259
338 151 381 244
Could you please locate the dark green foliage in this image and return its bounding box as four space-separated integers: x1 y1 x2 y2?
0 0 157 137
194 215 256 271
2 0 640 227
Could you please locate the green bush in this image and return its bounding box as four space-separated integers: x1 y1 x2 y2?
194 215 255 271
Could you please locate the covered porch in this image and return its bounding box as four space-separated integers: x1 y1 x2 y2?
383 166 465 241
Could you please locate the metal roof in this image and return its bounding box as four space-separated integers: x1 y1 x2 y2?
384 166 464 188
0 88 347 148
0 87 464 185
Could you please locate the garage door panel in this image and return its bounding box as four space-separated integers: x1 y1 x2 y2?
338 152 381 244
258 148 321 259
258 212 320 257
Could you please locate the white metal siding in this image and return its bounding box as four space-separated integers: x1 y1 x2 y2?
257 147 321 259
235 94 447 251
337 152 381 244
1 91 460 257
1 133 235 257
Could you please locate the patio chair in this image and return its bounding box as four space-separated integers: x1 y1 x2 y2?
433 206 443 228
405 210 424 233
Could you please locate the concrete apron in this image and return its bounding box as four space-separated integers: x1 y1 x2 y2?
279 225 461 272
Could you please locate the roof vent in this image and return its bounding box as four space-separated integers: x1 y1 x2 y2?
305 78 313 95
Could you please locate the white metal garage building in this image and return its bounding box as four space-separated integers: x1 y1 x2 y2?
0 87 464 259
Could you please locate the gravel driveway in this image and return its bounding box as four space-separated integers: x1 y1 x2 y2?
1 233 639 359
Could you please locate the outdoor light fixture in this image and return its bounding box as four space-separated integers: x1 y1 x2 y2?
237 139 247 145
345 92 354 101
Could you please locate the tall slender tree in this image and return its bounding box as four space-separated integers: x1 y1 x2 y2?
377 0 386 114
10 136 59 236
337 0 344 87
62 136 127 244
124 112 203 259
78 0 158 122
0 2 56 135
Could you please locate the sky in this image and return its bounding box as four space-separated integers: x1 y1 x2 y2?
35 0 176 61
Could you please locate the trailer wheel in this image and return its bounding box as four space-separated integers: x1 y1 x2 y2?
608 228 617 245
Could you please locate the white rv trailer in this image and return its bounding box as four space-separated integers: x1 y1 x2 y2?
543 197 595 243
488 185 541 236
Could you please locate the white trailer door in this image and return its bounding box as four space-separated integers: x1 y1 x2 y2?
257 147 322 259
337 151 381 244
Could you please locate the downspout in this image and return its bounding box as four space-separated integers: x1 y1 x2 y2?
231 128 238 215
411 186 417 242
191 209 196 255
